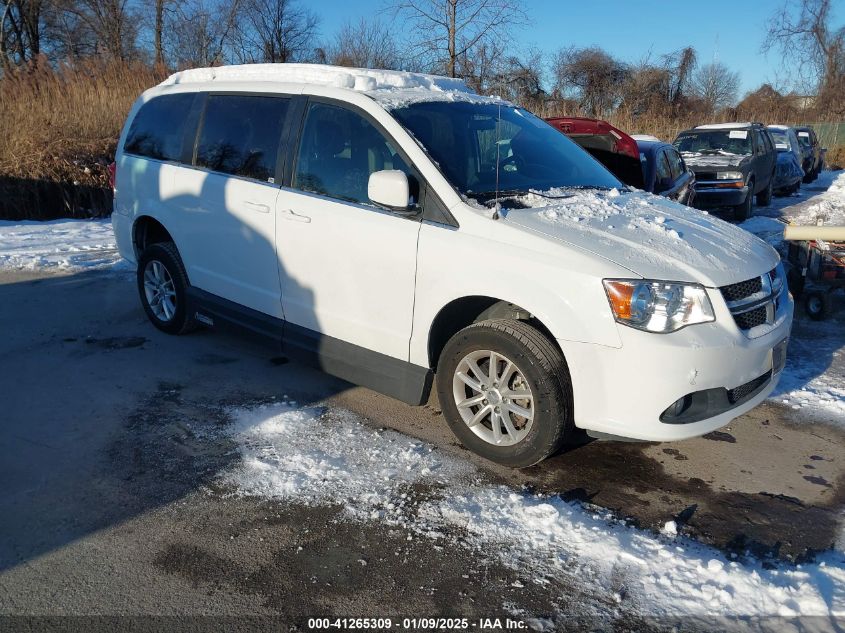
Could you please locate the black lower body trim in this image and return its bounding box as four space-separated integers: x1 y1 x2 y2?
283 323 433 406
186 287 433 406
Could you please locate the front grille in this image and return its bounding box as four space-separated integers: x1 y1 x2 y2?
727 370 772 404
733 305 768 330
721 276 762 303
720 266 784 335
695 171 718 181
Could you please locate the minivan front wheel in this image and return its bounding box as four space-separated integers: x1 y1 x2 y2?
137 242 197 335
436 319 572 467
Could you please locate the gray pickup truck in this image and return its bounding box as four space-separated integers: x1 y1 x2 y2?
673 123 777 221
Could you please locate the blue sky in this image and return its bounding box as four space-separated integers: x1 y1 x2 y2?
315 0 844 96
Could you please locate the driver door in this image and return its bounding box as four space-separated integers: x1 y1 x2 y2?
275 100 422 362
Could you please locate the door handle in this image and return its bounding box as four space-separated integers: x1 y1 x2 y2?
279 208 311 223
245 201 270 213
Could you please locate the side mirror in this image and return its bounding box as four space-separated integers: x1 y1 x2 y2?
368 170 410 210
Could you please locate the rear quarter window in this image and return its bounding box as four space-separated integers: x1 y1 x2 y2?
124 93 196 161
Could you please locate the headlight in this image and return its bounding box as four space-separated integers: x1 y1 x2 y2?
716 171 744 180
603 279 715 333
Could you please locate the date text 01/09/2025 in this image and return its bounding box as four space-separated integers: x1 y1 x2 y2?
306 617 528 630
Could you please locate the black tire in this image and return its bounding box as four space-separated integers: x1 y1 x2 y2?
137 242 198 335
757 177 773 207
733 184 753 221
436 319 573 468
804 292 829 321
803 168 814 184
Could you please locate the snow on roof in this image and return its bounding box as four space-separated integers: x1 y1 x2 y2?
767 124 790 130
159 63 495 107
695 122 754 130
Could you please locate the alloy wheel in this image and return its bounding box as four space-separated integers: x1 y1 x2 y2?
451 349 534 446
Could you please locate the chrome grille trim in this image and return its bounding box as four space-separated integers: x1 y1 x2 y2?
719 266 786 336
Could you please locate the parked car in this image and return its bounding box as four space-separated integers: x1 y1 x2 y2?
793 126 826 183
766 125 804 195
545 117 644 189
113 64 793 467
633 137 696 206
673 123 777 221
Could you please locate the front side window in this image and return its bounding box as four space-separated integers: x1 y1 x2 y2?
674 130 752 157
196 95 289 182
124 93 195 161
293 102 415 206
390 101 621 200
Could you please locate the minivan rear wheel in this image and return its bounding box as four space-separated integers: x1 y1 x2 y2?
436 319 572 468
137 242 197 335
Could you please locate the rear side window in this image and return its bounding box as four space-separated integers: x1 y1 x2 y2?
665 149 684 180
656 151 672 182
124 93 195 161
196 95 289 182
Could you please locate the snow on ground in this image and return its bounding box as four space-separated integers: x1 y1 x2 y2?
0 218 125 272
739 171 845 423
223 401 845 618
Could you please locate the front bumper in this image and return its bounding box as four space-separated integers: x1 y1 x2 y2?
693 184 749 209
560 289 794 442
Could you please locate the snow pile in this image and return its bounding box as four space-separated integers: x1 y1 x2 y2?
223 403 473 515
223 401 845 618
786 170 845 227
0 218 125 271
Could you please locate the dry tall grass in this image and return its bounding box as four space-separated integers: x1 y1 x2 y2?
0 59 164 188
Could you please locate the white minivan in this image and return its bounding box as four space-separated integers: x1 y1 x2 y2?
112 64 793 467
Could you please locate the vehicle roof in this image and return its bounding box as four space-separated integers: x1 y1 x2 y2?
158 63 501 109
631 134 661 142
634 139 671 152
694 122 759 130
767 124 791 130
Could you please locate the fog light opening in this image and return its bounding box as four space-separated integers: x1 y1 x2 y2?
669 394 693 418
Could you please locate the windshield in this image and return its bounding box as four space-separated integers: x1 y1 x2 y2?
768 128 790 151
796 131 812 147
674 130 752 156
389 101 621 199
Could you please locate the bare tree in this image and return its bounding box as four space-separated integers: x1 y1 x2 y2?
168 0 241 67
688 61 739 113
235 0 318 63
764 0 844 115
392 0 527 78
552 46 628 117
0 0 45 69
55 0 139 60
326 17 399 69
662 46 696 105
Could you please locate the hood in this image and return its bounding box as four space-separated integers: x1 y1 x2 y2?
501 189 780 288
680 152 749 170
